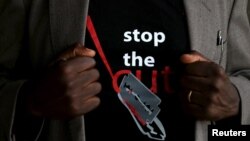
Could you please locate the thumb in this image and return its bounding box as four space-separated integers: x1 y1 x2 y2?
59 43 96 60
50 43 96 66
180 51 210 64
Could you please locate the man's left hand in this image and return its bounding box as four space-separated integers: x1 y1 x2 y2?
179 51 240 121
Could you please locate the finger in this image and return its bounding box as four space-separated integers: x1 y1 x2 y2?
180 51 210 64
186 104 207 120
73 44 96 57
183 61 220 77
186 90 210 106
44 96 101 118
188 103 224 121
80 97 101 114
65 95 101 116
59 57 96 73
180 75 211 92
185 103 216 120
50 43 96 66
79 82 102 101
59 43 96 60
72 69 100 87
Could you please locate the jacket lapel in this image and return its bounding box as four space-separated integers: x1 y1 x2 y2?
183 1 233 141
48 1 88 141
183 0 219 60
183 1 217 141
49 0 89 53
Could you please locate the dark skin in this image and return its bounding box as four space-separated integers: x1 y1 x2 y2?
28 46 239 121
28 43 101 119
179 51 240 121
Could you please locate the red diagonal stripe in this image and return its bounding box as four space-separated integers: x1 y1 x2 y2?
87 16 114 79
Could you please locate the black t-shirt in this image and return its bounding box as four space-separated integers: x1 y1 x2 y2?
85 0 195 140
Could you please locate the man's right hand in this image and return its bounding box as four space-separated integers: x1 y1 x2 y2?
29 43 101 119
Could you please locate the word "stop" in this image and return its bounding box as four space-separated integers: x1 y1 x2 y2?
123 29 166 47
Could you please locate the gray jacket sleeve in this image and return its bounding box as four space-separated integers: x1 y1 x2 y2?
227 0 250 124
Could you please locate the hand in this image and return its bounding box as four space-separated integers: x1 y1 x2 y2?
179 51 240 121
29 43 101 119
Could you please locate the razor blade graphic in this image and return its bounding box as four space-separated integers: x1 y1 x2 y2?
118 73 166 140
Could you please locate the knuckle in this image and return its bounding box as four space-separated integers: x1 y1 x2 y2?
83 57 96 67
90 58 96 66
68 102 79 115
90 69 100 79
204 104 223 121
92 82 102 94
217 67 225 76
65 81 75 89
83 97 101 114
84 82 102 96
96 82 102 91
211 63 226 77
59 64 72 75
210 94 218 103
204 106 216 120
211 77 223 92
